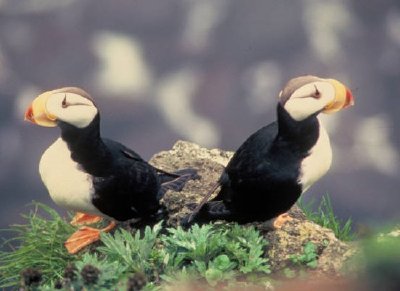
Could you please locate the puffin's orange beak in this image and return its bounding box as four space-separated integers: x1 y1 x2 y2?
323 79 355 114
24 91 58 127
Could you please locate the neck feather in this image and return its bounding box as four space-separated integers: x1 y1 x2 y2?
277 104 320 152
58 114 111 175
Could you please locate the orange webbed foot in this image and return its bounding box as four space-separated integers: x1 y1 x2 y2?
273 213 293 229
65 221 116 254
70 212 103 226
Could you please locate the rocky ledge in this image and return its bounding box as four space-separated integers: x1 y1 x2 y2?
149 140 357 276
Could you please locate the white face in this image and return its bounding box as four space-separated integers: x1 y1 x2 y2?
281 81 335 121
46 92 98 128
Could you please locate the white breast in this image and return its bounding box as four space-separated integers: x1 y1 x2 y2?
39 138 102 215
298 119 332 193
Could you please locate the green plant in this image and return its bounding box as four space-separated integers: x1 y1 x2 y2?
160 223 271 286
298 194 354 241
98 222 163 276
37 223 164 290
1 204 272 289
224 224 271 274
290 241 318 269
161 224 223 268
38 253 154 290
74 253 126 288
0 203 76 288
203 254 236 286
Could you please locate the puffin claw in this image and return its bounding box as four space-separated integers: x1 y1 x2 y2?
65 227 101 254
65 221 116 254
272 213 293 229
70 212 103 226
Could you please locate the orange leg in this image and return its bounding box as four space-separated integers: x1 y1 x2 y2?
273 213 293 229
70 212 103 226
65 221 116 254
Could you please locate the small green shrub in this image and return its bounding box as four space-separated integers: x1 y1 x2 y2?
98 222 163 276
160 224 271 286
1 199 358 289
1 204 272 289
290 241 318 269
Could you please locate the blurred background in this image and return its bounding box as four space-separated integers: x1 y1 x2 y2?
0 0 399 234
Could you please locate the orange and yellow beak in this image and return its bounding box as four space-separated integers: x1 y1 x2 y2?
323 79 354 114
24 91 57 127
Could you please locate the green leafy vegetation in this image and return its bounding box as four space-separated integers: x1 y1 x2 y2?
0 197 371 289
160 224 271 286
298 194 355 241
0 204 271 289
1 199 397 290
0 203 76 288
290 241 318 269
98 223 163 276
281 242 319 279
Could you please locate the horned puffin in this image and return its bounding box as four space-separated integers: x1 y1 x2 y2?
185 75 354 227
25 87 197 254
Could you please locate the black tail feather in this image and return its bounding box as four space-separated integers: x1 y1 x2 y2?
157 168 200 199
181 200 234 228
181 181 220 225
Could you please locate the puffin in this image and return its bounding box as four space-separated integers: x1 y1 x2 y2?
24 87 197 254
185 75 354 227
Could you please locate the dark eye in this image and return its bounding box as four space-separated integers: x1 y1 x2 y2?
313 85 321 99
62 95 68 108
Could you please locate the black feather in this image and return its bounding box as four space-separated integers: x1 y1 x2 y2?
58 113 197 222
187 104 320 224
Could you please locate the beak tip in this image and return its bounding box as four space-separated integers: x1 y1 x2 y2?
345 88 355 108
24 106 35 123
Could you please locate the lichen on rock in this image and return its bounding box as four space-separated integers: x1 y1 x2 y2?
149 140 357 277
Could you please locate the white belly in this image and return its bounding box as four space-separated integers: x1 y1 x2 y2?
39 138 102 215
298 119 332 193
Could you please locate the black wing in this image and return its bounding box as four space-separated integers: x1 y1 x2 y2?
92 139 161 220
183 122 278 225
102 138 146 162
212 121 278 201
225 122 278 177
103 138 199 198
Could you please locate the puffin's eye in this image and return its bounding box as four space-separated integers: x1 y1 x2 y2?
313 85 321 99
62 95 68 108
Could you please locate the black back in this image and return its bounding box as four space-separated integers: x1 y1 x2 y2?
210 104 320 222
59 114 161 221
